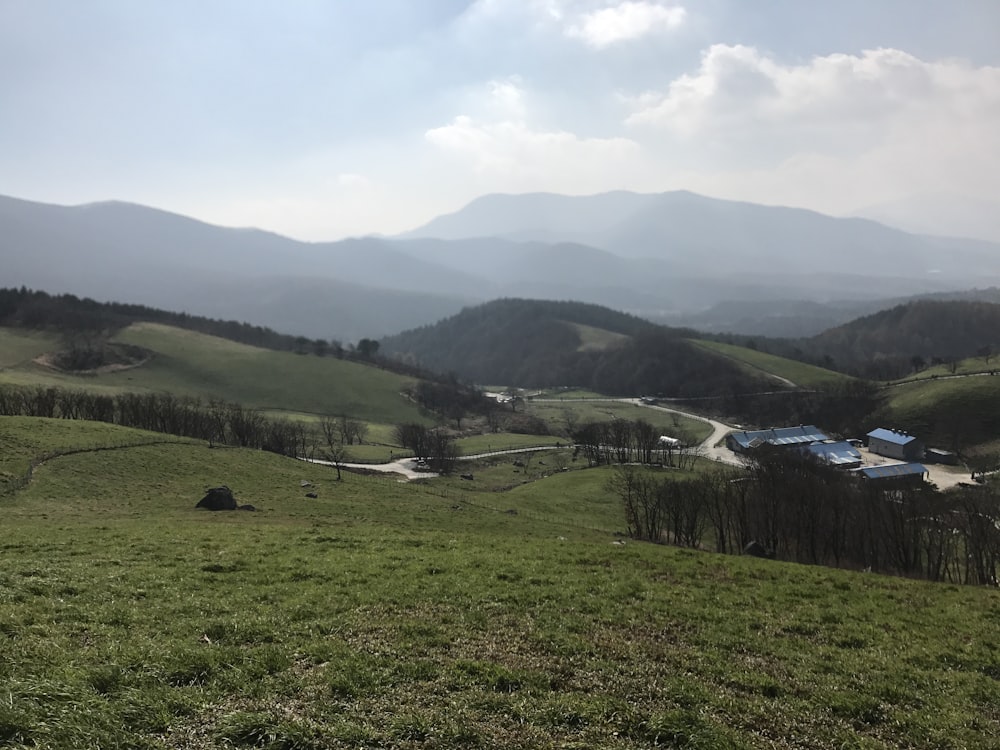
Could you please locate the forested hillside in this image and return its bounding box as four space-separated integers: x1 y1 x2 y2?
0 287 318 351
803 300 1000 378
382 298 773 396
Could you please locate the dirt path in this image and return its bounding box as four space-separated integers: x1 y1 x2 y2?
304 446 565 481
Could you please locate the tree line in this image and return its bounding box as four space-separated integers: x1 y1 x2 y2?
571 418 701 468
0 384 312 458
610 447 1000 586
0 287 455 384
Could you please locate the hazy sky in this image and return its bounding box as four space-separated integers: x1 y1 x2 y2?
2 0 998 240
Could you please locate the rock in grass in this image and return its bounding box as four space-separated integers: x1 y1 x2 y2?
196 486 239 511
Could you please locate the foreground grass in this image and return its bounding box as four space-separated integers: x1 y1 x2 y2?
691 339 851 389
2 417 1000 748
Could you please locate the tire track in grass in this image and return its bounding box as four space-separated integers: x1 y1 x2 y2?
1 438 196 498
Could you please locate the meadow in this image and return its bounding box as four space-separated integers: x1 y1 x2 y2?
0 323 425 426
2 416 1000 749
690 340 851 389
523 398 713 445
0 328 60 369
880 374 1000 450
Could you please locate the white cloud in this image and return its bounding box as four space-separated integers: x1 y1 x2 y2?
425 116 643 192
628 45 1000 140
623 45 1000 212
425 80 646 194
457 0 686 48
567 1 686 48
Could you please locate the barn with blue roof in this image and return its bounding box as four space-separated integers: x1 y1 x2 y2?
867 428 924 461
857 462 928 484
801 441 863 469
726 425 829 454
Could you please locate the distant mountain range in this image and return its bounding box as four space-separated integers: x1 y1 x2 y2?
3 190 998 341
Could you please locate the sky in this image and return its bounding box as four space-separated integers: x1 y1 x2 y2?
1 0 999 241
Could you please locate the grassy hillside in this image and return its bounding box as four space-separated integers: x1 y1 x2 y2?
567 322 629 352
2 416 1000 748
692 339 851 389
880 374 1000 451
0 322 424 424
524 398 714 444
0 328 59 368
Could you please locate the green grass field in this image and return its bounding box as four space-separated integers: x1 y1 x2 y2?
880 374 1000 450
566 322 630 352
4 416 1000 748
894 356 1000 383
691 339 852 389
0 328 60 368
525 398 713 444
0 323 425 425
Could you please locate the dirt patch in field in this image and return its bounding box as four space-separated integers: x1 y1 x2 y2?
33 342 153 374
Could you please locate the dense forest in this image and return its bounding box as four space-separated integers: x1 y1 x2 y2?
382 298 773 397
805 300 1000 378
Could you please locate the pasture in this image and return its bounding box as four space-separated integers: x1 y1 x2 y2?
0 323 425 425
2 416 999 748
691 339 852 389
523 398 713 445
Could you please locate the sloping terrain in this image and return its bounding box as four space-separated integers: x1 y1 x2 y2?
401 190 1000 285
0 195 475 341
382 299 774 396
804 300 1000 378
879 373 1000 452
5 191 999 342
691 339 852 389
0 322 424 424
2 416 999 748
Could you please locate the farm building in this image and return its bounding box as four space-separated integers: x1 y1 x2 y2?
866 428 924 461
726 425 829 454
857 463 928 485
801 441 863 469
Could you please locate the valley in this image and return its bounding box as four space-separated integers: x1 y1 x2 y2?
3 195 1000 749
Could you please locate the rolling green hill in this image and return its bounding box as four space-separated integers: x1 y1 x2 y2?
0 327 59 368
879 373 1000 452
2 416 999 748
0 322 424 424
691 339 852 389
382 298 774 397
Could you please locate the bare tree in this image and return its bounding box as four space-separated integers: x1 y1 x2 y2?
319 415 349 480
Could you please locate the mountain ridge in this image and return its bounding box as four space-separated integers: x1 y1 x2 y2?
4 190 998 342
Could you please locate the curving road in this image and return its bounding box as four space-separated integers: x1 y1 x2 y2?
532 397 740 465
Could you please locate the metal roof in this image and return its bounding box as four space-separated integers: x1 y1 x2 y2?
867 428 918 446
729 425 829 449
858 463 928 479
803 441 862 466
